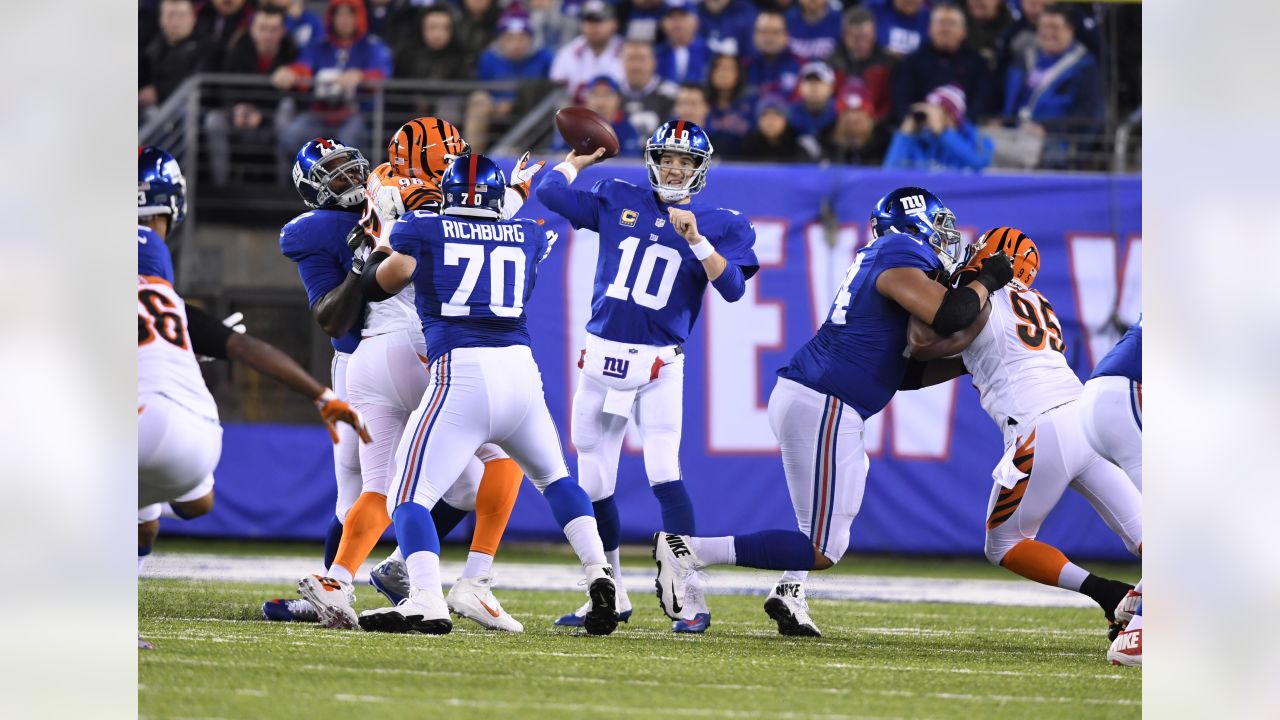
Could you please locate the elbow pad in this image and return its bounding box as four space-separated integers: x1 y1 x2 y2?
360 250 394 302
930 286 982 336
710 264 746 302
184 304 233 359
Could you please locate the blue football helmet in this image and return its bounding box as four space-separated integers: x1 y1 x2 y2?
138 146 187 227
441 153 507 219
870 186 964 273
645 120 714 202
291 137 370 209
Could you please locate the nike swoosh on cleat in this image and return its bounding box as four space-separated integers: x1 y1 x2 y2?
477 597 501 618
669 581 682 614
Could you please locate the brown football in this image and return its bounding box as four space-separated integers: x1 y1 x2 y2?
555 106 621 159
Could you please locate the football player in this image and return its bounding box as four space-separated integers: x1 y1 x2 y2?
651 187 1009 636
138 146 369 646
1081 317 1143 666
904 228 1141 639
295 119 544 632
535 121 759 633
357 154 619 636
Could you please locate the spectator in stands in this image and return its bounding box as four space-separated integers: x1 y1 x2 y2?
620 41 678 138
456 0 503 64
393 4 471 81
786 0 841 62
740 93 808 161
261 0 325 51
995 0 1046 74
617 0 667 44
871 0 930 57
699 0 757 57
828 7 894 120
742 10 801 97
789 61 837 138
884 84 992 171
140 0 208 115
550 0 625 102
1000 4 1102 167
655 0 711 85
275 0 392 173
528 0 580 51
466 13 555 152
705 53 754 156
891 3 992 121
964 0 1012 72
673 82 711 129
820 82 891 165
204 7 300 187
554 76 642 153
195 0 254 67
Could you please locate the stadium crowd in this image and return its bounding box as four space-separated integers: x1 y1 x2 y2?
140 0 1131 172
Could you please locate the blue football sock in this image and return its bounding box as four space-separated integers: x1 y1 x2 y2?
592 496 621 552
392 503 440 557
732 530 819 570
542 477 593 528
652 480 696 535
322 515 343 570
430 501 469 542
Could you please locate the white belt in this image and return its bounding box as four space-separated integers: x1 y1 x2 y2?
580 333 682 417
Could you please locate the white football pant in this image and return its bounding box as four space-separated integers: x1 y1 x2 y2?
138 393 222 508
389 346 569 514
1080 375 1143 490
770 377 868 565
984 400 1143 565
330 351 362 520
571 352 684 500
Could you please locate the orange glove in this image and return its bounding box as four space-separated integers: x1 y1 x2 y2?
314 388 373 444
509 151 545 201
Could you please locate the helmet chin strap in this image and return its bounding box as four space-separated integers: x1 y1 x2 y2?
657 187 689 203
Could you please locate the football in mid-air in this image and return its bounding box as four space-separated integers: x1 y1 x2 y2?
555 107 620 159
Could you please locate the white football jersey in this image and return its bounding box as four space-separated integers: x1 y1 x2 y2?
137 276 219 421
961 287 1081 429
360 167 422 338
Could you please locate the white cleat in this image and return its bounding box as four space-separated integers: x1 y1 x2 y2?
447 575 524 632
764 582 822 637
582 563 619 636
1108 627 1142 666
358 589 452 635
296 575 358 630
1114 588 1141 626
652 531 700 621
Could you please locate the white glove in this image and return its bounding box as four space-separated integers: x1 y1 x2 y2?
509 151 545 200
374 184 405 222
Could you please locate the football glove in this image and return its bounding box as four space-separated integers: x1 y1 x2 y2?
314 388 373 444
350 243 371 275
508 151 545 201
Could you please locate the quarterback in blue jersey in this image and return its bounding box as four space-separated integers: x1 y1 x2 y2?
356 153 619 636
1082 316 1144 666
536 120 759 633
652 186 1014 637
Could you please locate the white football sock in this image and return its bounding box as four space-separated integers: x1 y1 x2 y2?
562 516 607 568
137 554 147 576
1056 562 1089 591
1134 578 1143 594
389 546 405 563
689 536 735 567
606 547 623 576
327 564 354 585
780 570 808 584
462 551 494 579
406 550 443 596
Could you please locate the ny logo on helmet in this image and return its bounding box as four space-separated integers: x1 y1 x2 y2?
899 194 926 213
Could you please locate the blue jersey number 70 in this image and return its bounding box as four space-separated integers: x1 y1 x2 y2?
441 242 526 318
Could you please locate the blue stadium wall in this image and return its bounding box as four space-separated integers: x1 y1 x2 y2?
165 164 1142 560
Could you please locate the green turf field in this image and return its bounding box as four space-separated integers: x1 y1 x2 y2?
139 547 1140 719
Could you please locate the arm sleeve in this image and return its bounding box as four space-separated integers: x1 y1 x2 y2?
185 303 234 359
534 170 603 231
710 263 746 302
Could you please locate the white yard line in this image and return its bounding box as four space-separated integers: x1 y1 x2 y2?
144 553 1096 609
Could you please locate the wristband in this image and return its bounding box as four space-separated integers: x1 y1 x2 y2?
313 387 336 409
690 237 716 261
553 162 578 183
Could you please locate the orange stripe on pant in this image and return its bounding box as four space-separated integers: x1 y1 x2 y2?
469 458 524 557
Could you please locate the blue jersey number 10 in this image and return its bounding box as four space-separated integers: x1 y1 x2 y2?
441 242 526 318
604 235 681 310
